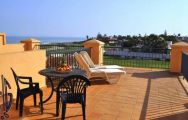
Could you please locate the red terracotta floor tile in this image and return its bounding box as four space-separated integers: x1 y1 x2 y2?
6 68 188 120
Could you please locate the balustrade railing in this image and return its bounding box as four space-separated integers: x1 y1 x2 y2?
0 75 12 120
36 44 89 68
103 46 170 69
37 44 170 69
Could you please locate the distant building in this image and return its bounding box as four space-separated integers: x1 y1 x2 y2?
108 37 119 46
177 36 188 42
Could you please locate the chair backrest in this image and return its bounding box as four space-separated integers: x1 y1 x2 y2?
79 51 95 68
10 68 20 90
57 75 90 102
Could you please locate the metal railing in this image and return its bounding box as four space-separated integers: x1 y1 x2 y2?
37 44 170 69
103 46 170 69
36 44 89 68
0 75 12 120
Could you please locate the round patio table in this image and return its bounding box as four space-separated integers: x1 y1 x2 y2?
39 68 86 104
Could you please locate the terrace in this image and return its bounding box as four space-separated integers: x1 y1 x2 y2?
1 34 188 120
8 68 188 120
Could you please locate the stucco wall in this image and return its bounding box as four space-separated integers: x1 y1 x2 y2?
0 50 46 99
0 33 6 45
0 44 25 54
84 39 104 65
170 42 188 73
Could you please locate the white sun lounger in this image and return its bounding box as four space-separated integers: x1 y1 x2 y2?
79 51 126 71
74 52 125 83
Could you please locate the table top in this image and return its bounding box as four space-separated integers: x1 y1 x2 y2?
39 68 86 78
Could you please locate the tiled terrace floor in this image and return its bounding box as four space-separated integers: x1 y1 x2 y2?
8 68 188 120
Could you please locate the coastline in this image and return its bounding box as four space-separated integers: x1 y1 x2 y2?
6 36 85 44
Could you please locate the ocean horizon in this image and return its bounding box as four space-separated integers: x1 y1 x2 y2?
7 36 85 44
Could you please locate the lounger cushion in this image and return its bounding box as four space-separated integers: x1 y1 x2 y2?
80 51 95 68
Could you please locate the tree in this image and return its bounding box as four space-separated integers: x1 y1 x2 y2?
142 34 167 50
86 35 89 40
122 35 139 48
97 33 103 40
166 35 177 43
122 40 135 48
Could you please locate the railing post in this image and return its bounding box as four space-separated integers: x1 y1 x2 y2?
0 32 6 45
170 42 188 73
20 38 40 51
83 39 105 65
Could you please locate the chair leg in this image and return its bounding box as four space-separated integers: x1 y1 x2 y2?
56 93 60 116
16 92 19 110
33 93 37 106
61 102 66 120
19 98 24 117
82 101 86 120
39 92 43 114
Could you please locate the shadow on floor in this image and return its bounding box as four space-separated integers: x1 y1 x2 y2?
151 111 188 120
137 70 188 120
139 79 151 120
89 78 110 85
132 70 179 79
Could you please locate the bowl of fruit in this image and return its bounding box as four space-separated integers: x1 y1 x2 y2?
55 64 72 73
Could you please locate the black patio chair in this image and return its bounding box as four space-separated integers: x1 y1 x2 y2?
10 68 43 117
56 75 90 120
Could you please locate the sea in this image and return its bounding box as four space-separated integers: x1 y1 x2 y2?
6 36 85 44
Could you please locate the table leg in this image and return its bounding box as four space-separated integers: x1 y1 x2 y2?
42 77 54 104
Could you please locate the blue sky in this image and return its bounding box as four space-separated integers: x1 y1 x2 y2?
0 0 188 37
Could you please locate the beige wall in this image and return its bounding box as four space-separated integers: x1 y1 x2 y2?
170 42 188 73
84 39 105 65
0 44 25 54
0 50 46 99
20 38 40 51
0 33 6 45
